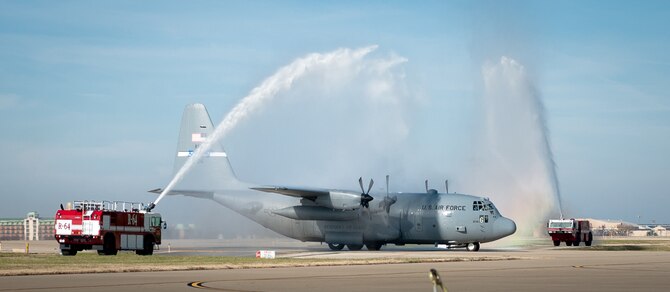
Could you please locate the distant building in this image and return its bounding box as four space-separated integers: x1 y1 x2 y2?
653 226 668 237
0 212 55 241
584 218 670 237
630 228 652 237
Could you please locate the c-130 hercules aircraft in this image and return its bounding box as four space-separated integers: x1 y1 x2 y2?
153 104 516 251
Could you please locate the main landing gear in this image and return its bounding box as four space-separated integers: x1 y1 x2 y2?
327 242 383 251
466 242 480 252
328 243 345 251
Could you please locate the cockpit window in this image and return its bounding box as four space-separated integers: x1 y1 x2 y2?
473 201 484 211
474 201 497 214
472 201 496 211
472 201 491 211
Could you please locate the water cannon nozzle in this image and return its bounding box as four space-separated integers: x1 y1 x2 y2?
145 202 156 212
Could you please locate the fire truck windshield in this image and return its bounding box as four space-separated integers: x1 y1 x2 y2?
549 221 573 228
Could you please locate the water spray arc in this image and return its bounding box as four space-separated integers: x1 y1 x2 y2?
477 56 563 233
149 46 382 210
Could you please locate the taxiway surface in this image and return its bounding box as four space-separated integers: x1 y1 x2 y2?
1 245 668 292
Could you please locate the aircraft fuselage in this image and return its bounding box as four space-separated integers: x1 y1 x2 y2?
163 104 516 251
209 187 516 248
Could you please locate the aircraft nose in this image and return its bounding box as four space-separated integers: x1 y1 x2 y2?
494 217 517 238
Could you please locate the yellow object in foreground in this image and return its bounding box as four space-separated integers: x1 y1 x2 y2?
429 268 447 292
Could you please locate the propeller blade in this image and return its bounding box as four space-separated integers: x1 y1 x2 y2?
361 194 373 208
425 179 429 193
358 177 374 208
382 196 398 214
386 175 389 197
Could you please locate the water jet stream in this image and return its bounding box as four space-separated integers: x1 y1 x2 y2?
151 46 382 208
478 56 563 234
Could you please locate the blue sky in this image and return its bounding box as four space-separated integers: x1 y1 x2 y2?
1 1 668 230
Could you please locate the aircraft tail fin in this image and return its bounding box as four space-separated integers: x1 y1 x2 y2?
172 103 243 190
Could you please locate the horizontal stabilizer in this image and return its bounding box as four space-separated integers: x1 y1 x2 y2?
148 188 214 199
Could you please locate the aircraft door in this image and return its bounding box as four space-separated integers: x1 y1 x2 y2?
478 214 489 236
402 209 424 240
414 210 423 232
400 206 428 241
473 200 492 240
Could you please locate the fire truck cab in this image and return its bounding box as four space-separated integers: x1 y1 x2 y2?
547 218 593 247
54 201 164 256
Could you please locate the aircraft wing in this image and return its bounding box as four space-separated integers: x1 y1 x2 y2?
251 186 365 210
250 186 333 200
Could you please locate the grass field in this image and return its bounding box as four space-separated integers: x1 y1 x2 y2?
579 245 670 251
502 237 670 250
3 237 668 276
575 238 670 251
0 252 518 276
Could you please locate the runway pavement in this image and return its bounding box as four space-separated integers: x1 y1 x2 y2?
1 246 668 291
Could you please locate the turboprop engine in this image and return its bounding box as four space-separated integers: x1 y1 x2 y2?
314 191 364 210
269 178 377 221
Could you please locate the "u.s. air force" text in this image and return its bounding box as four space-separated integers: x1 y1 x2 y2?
421 205 466 211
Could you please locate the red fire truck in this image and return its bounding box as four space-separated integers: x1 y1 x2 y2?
547 218 593 247
54 201 165 256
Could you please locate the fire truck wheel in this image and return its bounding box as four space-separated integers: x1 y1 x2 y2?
101 233 117 255
566 241 572 246
573 240 580 246
61 249 77 256
136 237 154 256
586 232 593 246
553 240 560 246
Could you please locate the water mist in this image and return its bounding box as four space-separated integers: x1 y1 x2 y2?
153 45 397 207
473 56 562 236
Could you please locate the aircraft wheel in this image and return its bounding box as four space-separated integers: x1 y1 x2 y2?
327 243 345 251
466 242 480 252
553 240 560 246
347 244 364 251
365 242 382 251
